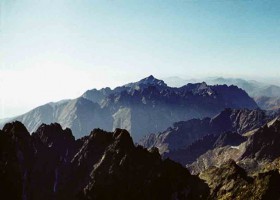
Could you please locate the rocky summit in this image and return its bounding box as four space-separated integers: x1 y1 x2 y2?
0 121 209 200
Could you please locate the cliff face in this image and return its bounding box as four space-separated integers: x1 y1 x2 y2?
0 121 209 200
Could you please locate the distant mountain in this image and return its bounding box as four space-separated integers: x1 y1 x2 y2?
163 76 267 95
162 76 198 87
0 121 209 200
254 96 280 110
205 77 264 95
163 131 246 166
258 85 280 98
1 76 258 141
207 77 280 98
165 76 280 105
165 76 280 111
139 108 269 155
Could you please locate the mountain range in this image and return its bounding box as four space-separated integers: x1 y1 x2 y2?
2 118 280 200
0 76 258 141
2 76 280 199
164 76 280 111
188 116 280 174
139 108 273 164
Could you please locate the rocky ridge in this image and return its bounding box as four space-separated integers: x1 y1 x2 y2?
0 121 209 200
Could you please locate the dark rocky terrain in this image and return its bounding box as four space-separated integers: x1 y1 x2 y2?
0 121 209 200
2 119 280 199
139 108 270 164
1 76 258 141
241 118 280 161
164 131 246 166
189 117 280 175
200 160 280 200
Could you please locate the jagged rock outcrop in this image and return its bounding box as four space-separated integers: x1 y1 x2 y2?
200 160 280 200
241 118 280 161
164 132 246 166
188 117 280 175
81 129 209 200
0 121 32 200
0 121 81 200
0 121 209 200
139 108 269 155
187 144 246 175
2 76 258 141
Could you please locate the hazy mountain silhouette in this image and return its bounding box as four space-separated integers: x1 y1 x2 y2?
1 76 258 141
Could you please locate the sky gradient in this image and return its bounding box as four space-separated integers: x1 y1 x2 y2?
1 0 280 118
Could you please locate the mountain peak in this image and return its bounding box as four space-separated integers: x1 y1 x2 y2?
2 121 30 139
139 75 166 86
146 75 155 79
124 75 168 89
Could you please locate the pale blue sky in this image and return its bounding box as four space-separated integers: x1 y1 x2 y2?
1 0 280 118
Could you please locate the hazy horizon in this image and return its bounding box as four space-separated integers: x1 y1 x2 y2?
1 0 280 118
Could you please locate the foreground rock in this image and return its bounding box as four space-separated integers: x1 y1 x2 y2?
0 121 209 200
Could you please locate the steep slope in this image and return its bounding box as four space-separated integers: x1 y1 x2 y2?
0 121 78 200
12 97 113 137
188 117 280 175
0 121 209 200
80 129 209 200
254 96 280 110
241 118 280 161
200 160 280 200
165 132 246 166
258 85 280 98
82 87 113 104
2 76 258 141
139 108 269 154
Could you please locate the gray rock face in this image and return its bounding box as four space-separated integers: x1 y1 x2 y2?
10 97 113 137
2 76 258 141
